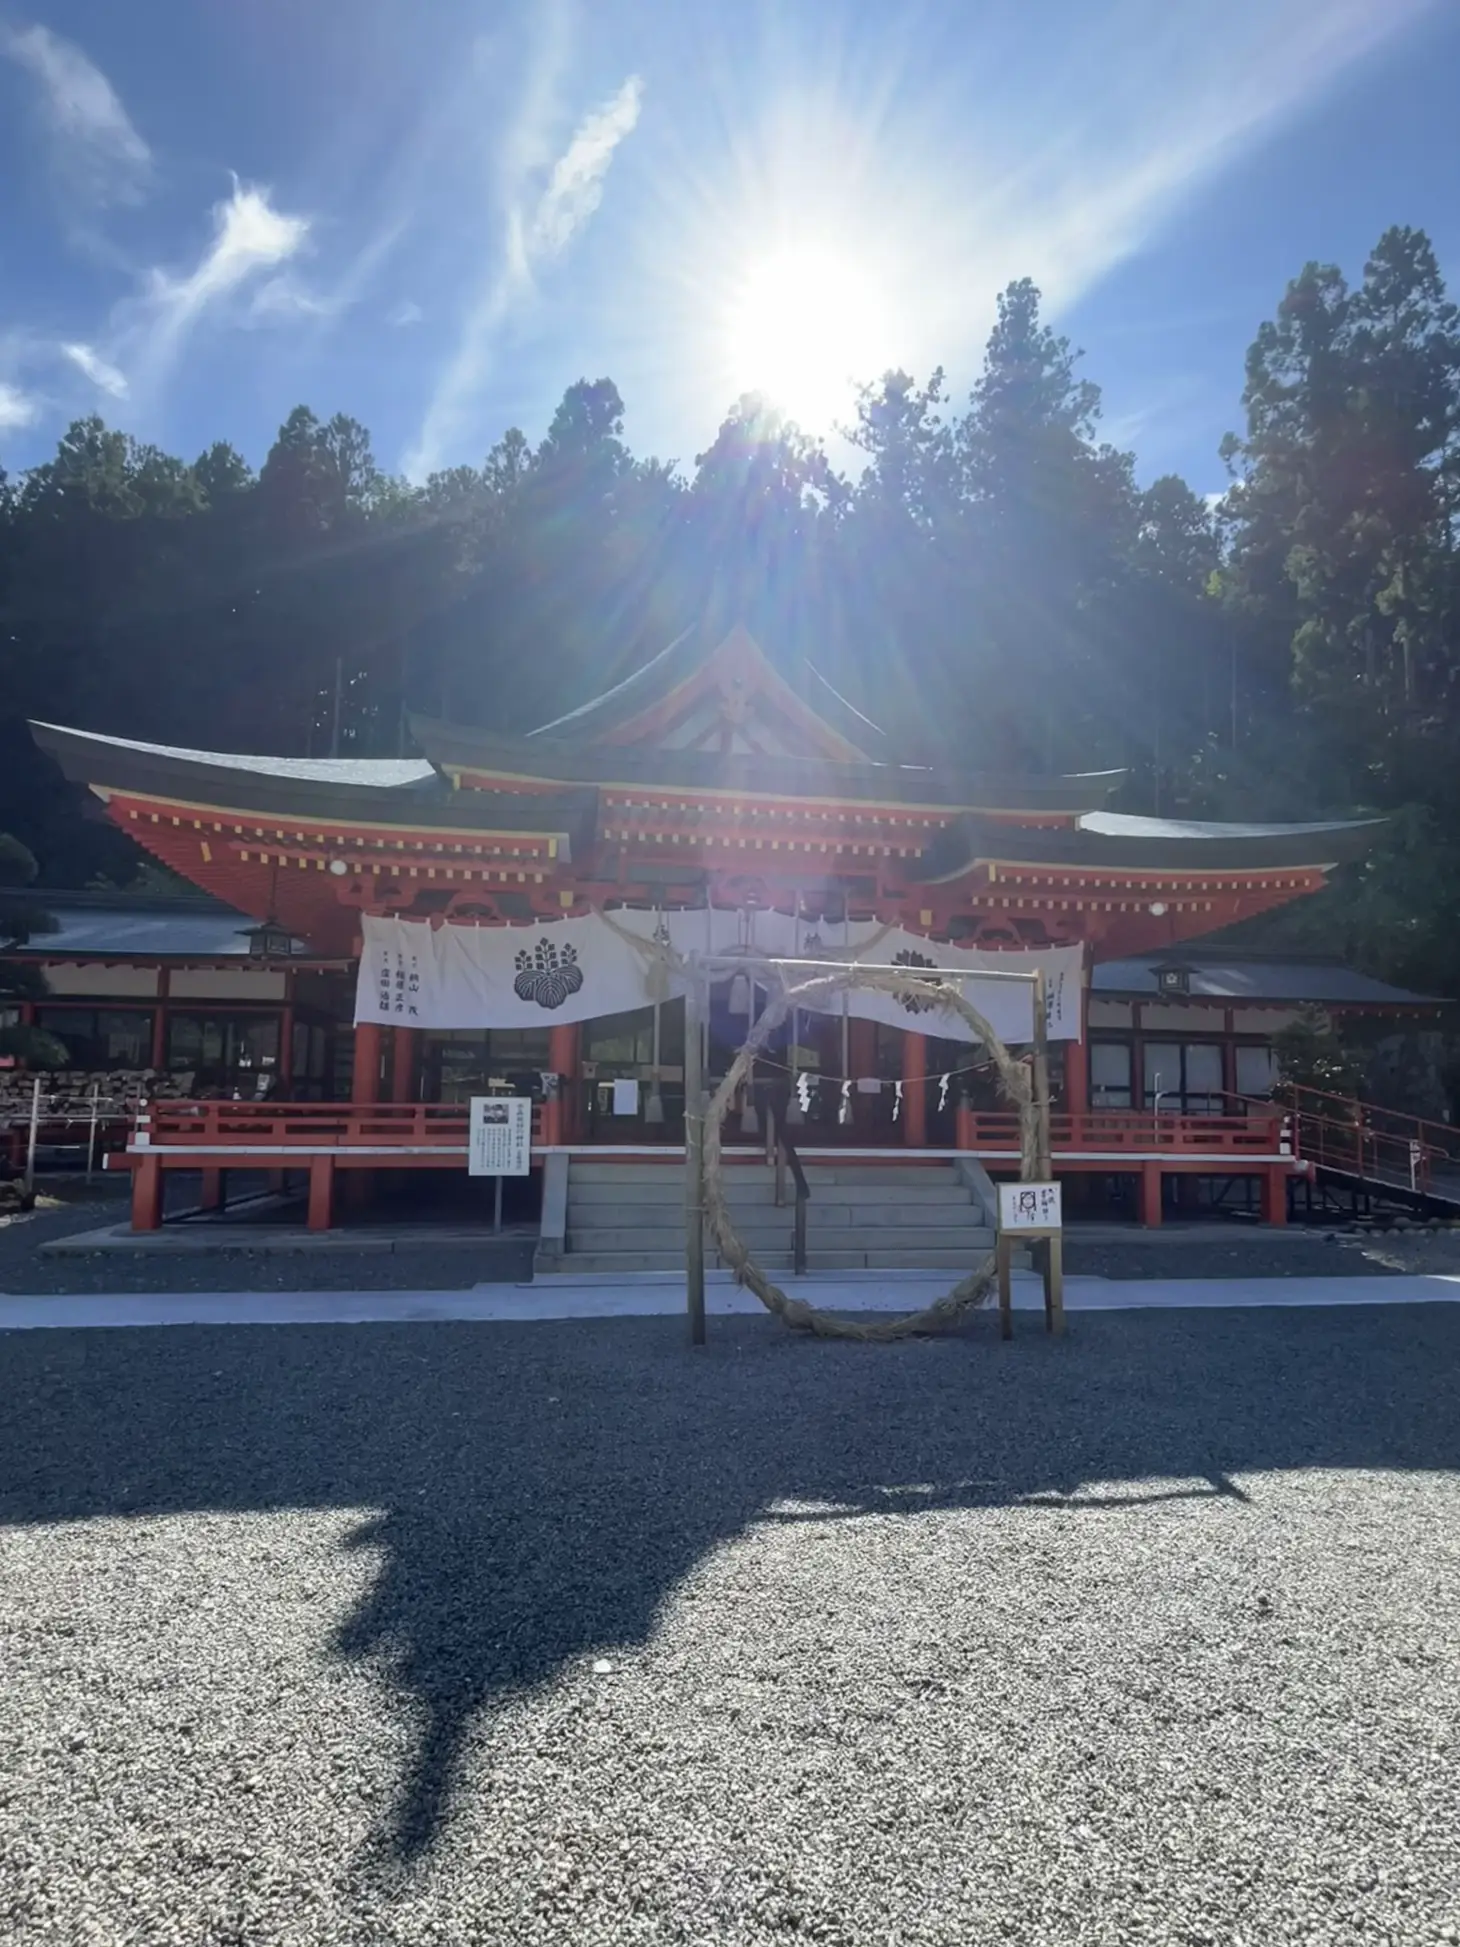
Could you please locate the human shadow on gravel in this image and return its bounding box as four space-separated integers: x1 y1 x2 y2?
2 1304 1458 1865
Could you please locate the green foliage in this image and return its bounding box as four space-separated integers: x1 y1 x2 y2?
0 831 66 1066
1270 1010 1367 1098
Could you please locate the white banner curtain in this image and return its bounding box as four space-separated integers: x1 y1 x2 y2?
355 912 1084 1043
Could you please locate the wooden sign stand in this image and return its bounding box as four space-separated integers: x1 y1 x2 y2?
997 1230 1065 1340
998 967 1066 1339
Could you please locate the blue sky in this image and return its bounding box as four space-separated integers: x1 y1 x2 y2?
1 0 1455 496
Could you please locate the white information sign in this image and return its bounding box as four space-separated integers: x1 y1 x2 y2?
468 1096 533 1177
612 1077 640 1117
998 1182 1063 1231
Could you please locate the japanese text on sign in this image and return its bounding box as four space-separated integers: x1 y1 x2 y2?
998 1182 1063 1231
468 1096 532 1177
373 943 422 1020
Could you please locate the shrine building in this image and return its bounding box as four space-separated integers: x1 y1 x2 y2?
29 624 1386 1237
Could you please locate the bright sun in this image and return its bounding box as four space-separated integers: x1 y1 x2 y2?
725 248 895 433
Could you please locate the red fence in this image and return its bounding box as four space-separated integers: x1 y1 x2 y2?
136 1099 546 1152
132 1098 1281 1159
957 1107 1285 1156
118 1096 1293 1232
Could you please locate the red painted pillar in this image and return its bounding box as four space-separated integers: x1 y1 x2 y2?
353 1022 382 1105
1064 1031 1090 1116
902 1030 928 1148
548 1022 579 1145
1139 1162 1163 1227
955 1099 976 1150
1261 1166 1289 1226
133 1155 163 1231
308 1156 335 1230
390 1025 417 1104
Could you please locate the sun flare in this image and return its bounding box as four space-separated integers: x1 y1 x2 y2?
725 247 895 433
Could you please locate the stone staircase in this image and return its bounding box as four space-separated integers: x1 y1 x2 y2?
542 1157 996 1275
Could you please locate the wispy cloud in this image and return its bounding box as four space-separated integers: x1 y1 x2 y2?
530 75 644 256
635 0 1437 454
909 0 1439 353
133 180 310 380
248 276 332 325
1 21 150 206
404 68 644 479
387 300 425 328
60 340 129 398
0 380 41 433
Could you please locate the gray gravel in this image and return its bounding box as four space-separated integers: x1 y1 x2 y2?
3 1308 1459 1944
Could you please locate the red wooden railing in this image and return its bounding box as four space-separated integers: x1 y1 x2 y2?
131 1098 1281 1160
135 1099 546 1151
956 1108 1285 1156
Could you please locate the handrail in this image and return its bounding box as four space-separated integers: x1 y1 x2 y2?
779 1122 810 1276
1279 1081 1460 1161
1250 1085 1452 1197
764 1091 811 1274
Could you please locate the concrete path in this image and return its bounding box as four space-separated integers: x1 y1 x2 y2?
2 1269 1458 1330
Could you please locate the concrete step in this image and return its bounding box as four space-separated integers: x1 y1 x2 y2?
568 1197 981 1228
568 1162 962 1188
568 1225 995 1254
568 1181 973 1208
554 1246 994 1275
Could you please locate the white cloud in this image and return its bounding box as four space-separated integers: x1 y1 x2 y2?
404 66 644 479
530 75 643 258
136 180 310 376
0 381 40 432
60 340 128 398
387 299 424 328
1 21 150 205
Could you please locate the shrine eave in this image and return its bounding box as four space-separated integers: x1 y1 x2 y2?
409 715 1125 814
30 721 598 846
912 809 1388 882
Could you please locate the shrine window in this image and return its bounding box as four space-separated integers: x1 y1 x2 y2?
167 1012 280 1094
1090 1040 1133 1110
34 1007 154 1070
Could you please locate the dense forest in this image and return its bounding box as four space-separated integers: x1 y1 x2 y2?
3 224 1459 995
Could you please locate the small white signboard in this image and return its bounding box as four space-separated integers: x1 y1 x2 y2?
612 1077 640 1117
998 1181 1062 1231
468 1096 532 1177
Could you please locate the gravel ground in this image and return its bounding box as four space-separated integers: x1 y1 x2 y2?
8 1178 1460 1293
3 1307 1459 1945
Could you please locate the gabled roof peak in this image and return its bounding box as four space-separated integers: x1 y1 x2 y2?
527 624 884 762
